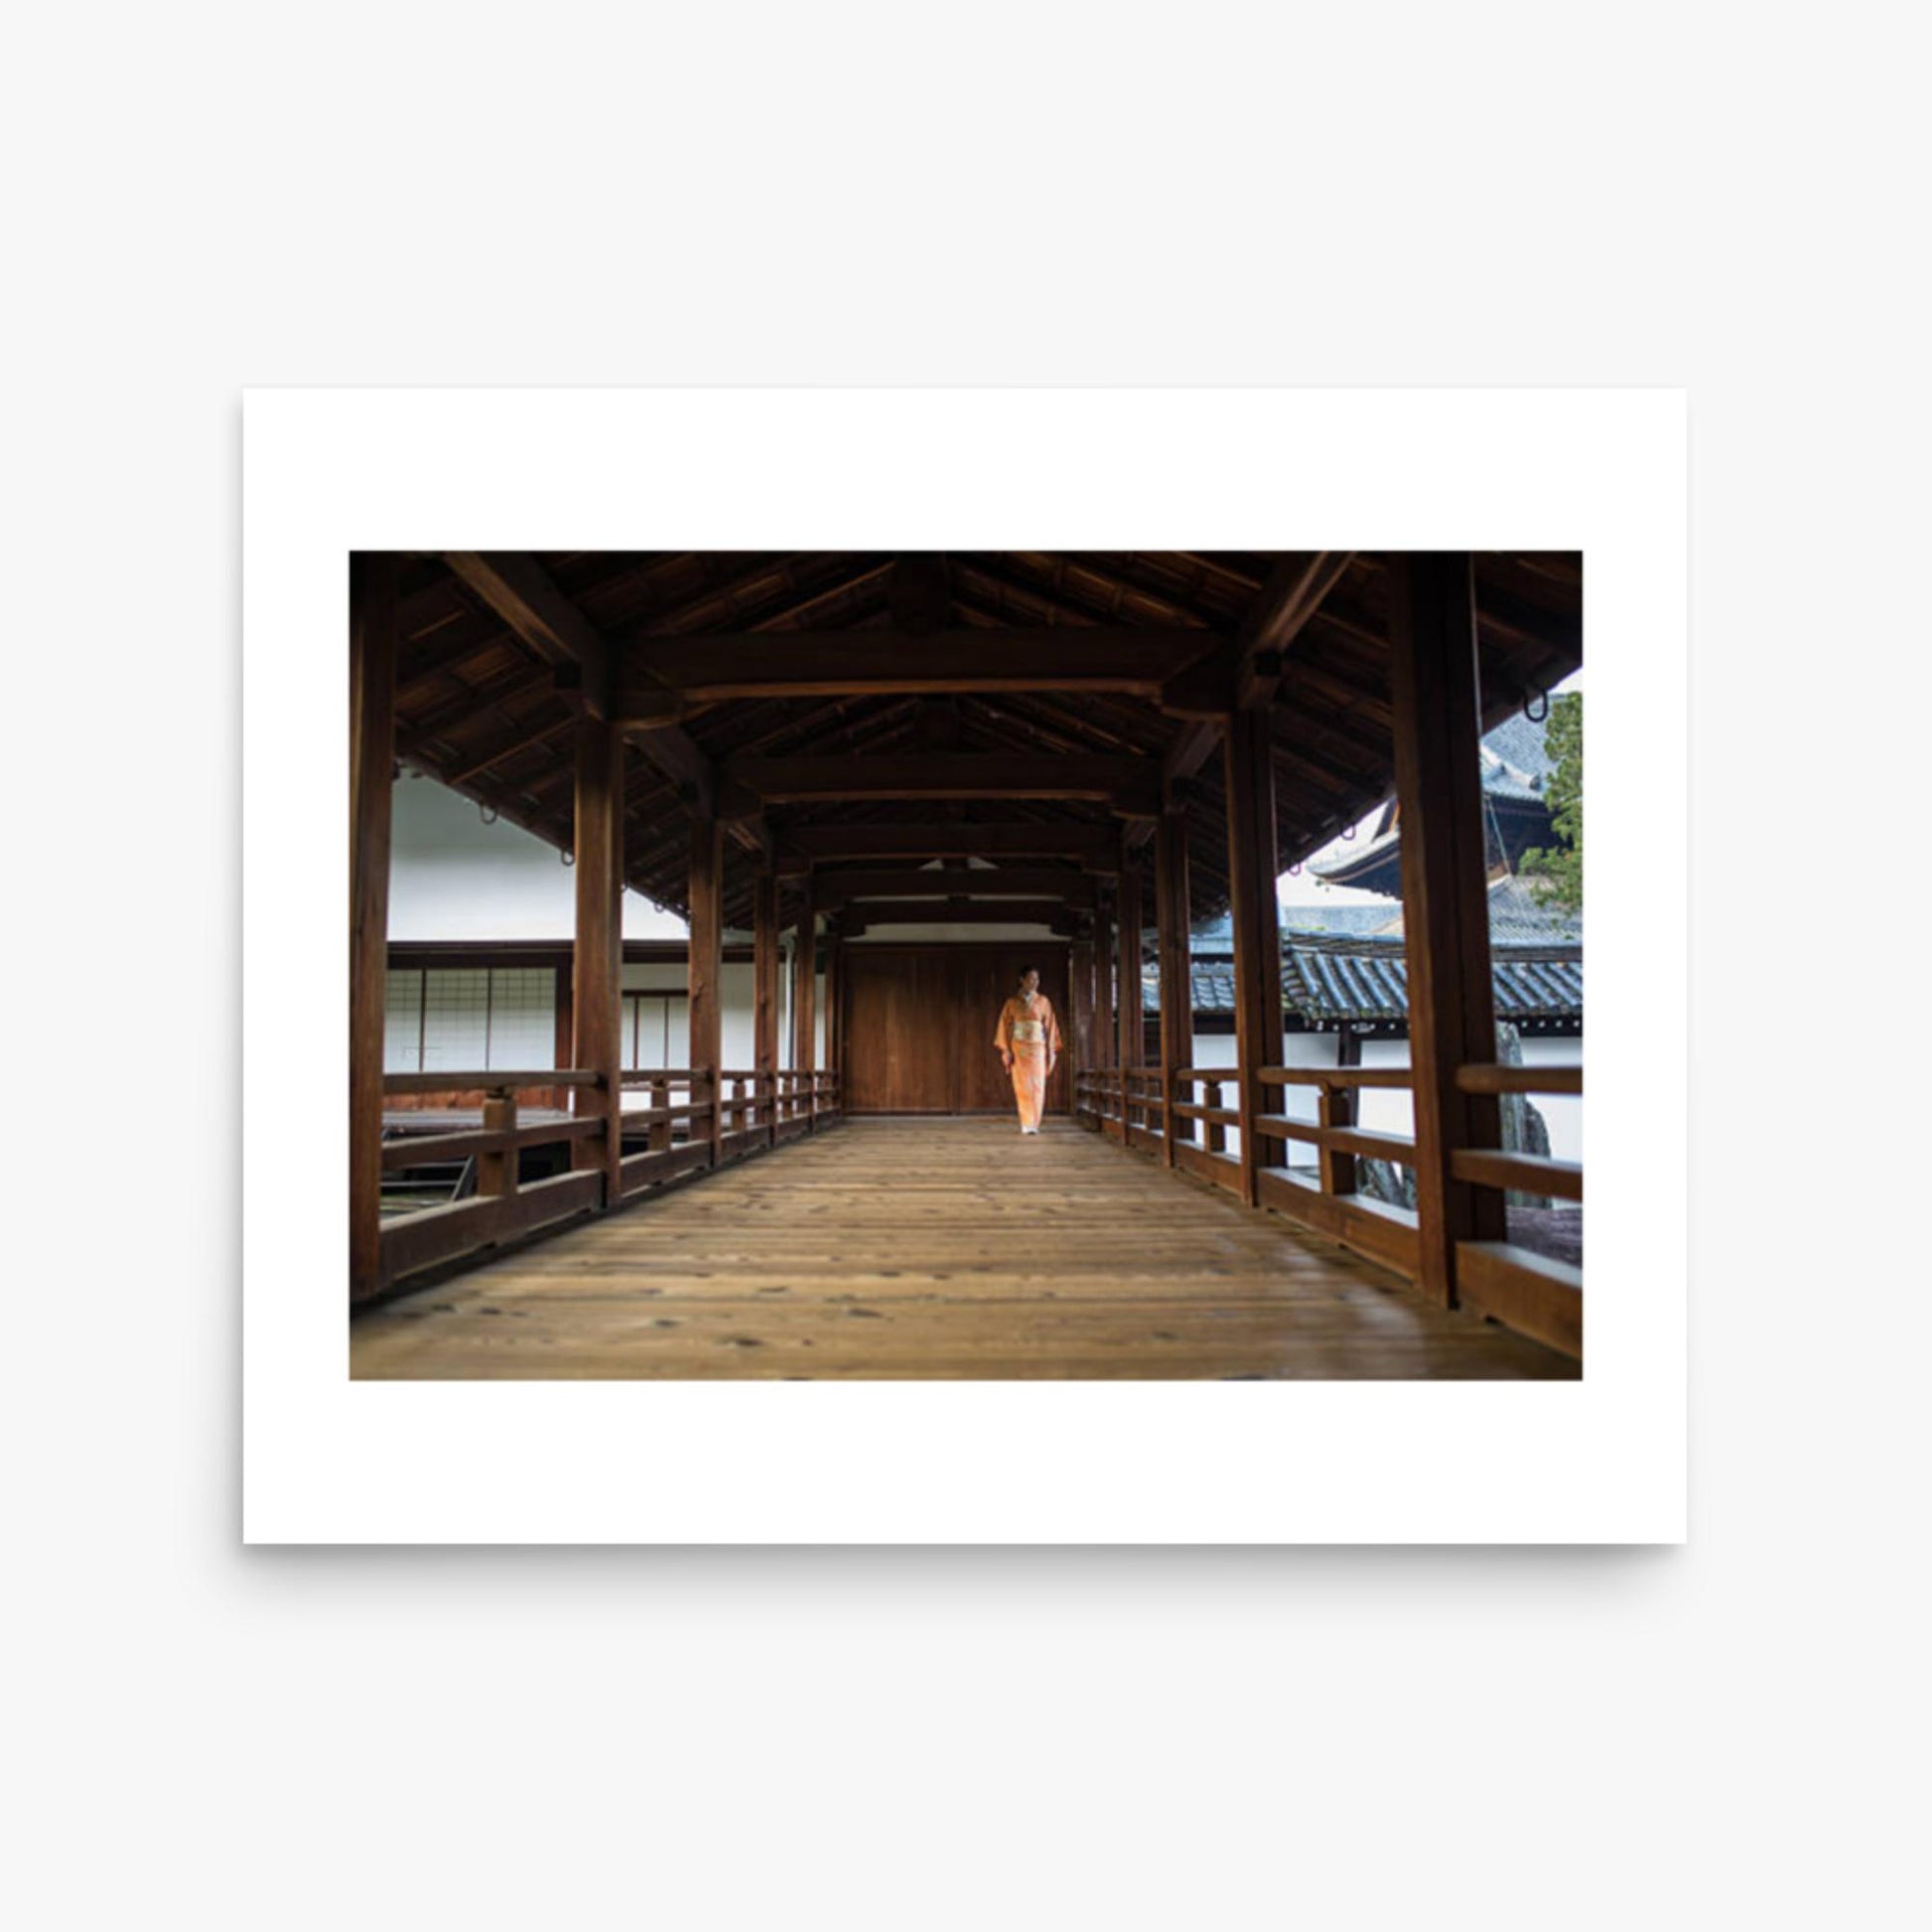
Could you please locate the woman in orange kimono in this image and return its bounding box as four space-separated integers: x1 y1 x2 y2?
994 965 1063 1135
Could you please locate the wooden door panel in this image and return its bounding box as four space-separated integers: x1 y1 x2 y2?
842 944 1070 1116
842 947 960 1113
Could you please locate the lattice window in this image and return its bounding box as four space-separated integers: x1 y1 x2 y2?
486 967 555 1069
421 969 489 1072
383 970 424 1073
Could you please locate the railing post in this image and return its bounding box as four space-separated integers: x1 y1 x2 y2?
1316 1078 1356 1198
478 1091 519 1198
648 1076 670 1154
1205 1079 1226 1156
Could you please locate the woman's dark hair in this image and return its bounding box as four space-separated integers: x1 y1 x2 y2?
1017 963 1039 979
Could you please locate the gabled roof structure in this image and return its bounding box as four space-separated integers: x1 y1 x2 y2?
1311 700 1568 897
389 551 1584 929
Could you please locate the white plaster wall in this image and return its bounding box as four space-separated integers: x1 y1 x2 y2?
1519 1035 1584 1165
1155 1030 1341 1167
387 773 688 941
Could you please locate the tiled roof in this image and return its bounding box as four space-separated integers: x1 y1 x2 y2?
1311 703 1562 882
1145 933 1583 1024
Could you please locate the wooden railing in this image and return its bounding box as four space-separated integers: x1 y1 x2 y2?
378 1069 610 1289
375 1063 843 1297
1449 1061 1583 1358
1075 1056 1583 1359
1252 1066 1424 1277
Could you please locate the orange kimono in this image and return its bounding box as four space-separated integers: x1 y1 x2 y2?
995 994 1063 1131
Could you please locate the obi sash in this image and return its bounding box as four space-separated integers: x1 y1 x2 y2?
1009 1019 1046 1044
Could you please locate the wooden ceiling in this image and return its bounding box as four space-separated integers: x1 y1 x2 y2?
386 550 1583 930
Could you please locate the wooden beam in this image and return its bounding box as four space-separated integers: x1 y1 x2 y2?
778 823 1120 867
688 814 725 1167
829 898 1076 926
570 715 625 1207
1390 553 1507 1305
721 755 1157 809
1225 708 1284 1206
614 626 1222 712
443 552 613 718
812 867 1096 905
1129 715 1227 851
349 553 398 1303
445 551 726 828
1235 552 1356 707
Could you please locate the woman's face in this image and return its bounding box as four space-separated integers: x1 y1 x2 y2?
1018 970 1040 998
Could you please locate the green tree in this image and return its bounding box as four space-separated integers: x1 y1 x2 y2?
1518 691 1582 913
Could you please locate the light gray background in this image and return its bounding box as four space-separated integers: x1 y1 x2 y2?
10 3 1922 1927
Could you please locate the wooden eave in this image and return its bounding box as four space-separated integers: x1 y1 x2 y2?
385 551 1583 929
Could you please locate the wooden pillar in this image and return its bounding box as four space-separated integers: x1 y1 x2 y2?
1225 707 1284 1207
571 716 625 1206
1069 938 1095 1071
754 865 779 1141
1115 850 1144 1070
1390 552 1506 1304
823 927 843 1101
1091 892 1115 1071
792 880 817 1075
1155 809 1193 1165
348 553 398 1303
688 815 725 1168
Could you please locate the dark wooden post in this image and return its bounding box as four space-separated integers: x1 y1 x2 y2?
688 814 725 1169
1091 891 1115 1072
1069 937 1095 1074
823 925 843 1109
1390 552 1506 1304
1225 707 1284 1207
792 879 817 1076
754 864 779 1143
1116 848 1144 1070
478 1093 518 1198
571 716 625 1206
1155 809 1193 1166
348 553 398 1303
1320 1029 1361 1196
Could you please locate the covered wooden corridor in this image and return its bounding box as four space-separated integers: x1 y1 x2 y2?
351 1118 1575 1379
351 547 1586 1369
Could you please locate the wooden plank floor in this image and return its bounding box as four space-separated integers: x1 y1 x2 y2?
350 1119 1579 1380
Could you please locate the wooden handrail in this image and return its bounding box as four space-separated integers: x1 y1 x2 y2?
1258 1066 1415 1089
1451 1148 1584 1202
381 1116 604 1170
1258 1117 1417 1163
1456 1062 1584 1097
383 1068 602 1095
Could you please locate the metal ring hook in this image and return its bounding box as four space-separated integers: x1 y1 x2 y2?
1525 687 1551 724
561 848 575 868
479 802 499 825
